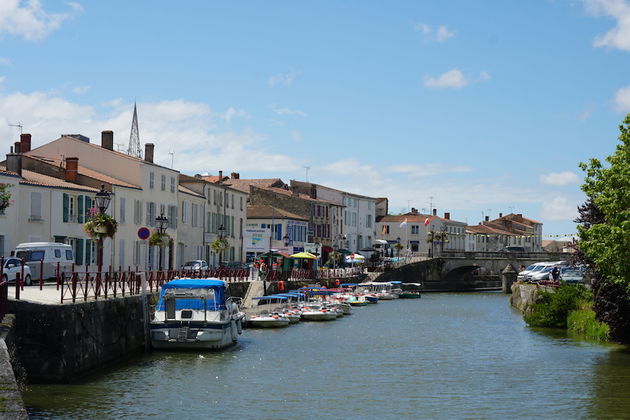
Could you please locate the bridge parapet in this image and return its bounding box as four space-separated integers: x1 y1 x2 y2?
437 251 567 261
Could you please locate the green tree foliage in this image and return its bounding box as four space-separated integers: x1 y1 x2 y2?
577 114 630 343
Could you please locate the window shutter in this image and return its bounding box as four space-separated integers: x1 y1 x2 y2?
85 196 92 220
76 239 84 265
146 202 151 226
31 192 42 219
78 195 84 223
85 239 92 265
63 193 69 222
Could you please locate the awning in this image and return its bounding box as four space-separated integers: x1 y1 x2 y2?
321 245 333 253
290 251 317 259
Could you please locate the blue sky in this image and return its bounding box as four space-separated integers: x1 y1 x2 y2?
1 0 630 238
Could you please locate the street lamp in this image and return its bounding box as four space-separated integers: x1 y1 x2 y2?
156 213 168 270
218 224 226 267
396 237 401 259
94 184 111 270
283 234 290 248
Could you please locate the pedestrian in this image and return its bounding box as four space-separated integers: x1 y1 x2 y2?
551 265 560 282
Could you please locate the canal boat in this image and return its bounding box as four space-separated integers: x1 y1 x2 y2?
399 283 422 299
247 312 291 328
150 278 244 350
301 305 338 321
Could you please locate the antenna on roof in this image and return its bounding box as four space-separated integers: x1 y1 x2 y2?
8 122 23 134
115 143 125 152
127 102 143 159
304 166 310 182
168 151 175 168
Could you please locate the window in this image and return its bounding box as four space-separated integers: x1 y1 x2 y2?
54 249 61 258
119 197 126 224
147 202 156 226
182 201 190 224
366 214 372 228
411 225 419 234
119 239 125 268
161 174 166 191
240 196 243 211
170 177 176 193
134 200 143 224
149 172 155 189
30 191 42 221
65 250 73 260
231 194 234 209
192 203 199 228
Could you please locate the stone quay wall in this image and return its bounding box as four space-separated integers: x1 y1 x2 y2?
9 295 150 383
510 282 539 314
0 314 28 419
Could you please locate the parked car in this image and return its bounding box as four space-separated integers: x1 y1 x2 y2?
181 260 208 271
1 258 33 285
528 266 555 282
517 262 551 281
14 242 74 280
560 268 584 284
500 246 526 253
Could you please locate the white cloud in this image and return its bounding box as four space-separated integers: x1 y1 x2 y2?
436 25 455 42
414 23 455 43
220 107 250 123
479 71 491 81
267 70 297 87
0 77 4 88
541 196 578 221
0 0 81 41
615 84 630 111
584 0 630 51
290 130 302 142
579 104 596 120
0 57 11 66
72 85 90 95
0 90 299 174
385 163 472 177
270 105 307 117
539 171 580 186
424 69 468 89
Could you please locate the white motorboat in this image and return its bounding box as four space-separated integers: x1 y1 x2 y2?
150 278 244 350
301 306 338 321
247 312 290 328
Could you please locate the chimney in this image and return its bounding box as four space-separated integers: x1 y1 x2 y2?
20 133 31 152
13 142 20 154
230 172 237 179
218 170 223 182
65 157 79 182
101 130 114 151
234 172 240 180
411 207 418 215
432 209 437 216
310 184 317 199
144 143 154 163
499 212 503 218
444 212 450 220
6 149 22 176
485 216 489 222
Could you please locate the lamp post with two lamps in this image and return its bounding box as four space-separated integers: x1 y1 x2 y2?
155 213 169 271
218 224 226 267
94 184 112 271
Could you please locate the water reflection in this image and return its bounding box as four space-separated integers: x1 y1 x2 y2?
24 293 630 420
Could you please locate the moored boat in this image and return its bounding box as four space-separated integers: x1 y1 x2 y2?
150 278 244 350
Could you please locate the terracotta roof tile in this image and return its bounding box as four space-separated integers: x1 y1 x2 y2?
19 169 99 192
247 205 308 221
178 184 205 198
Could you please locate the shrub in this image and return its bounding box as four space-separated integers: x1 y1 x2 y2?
524 284 591 328
567 304 610 342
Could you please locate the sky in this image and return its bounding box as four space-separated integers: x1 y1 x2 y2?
1 0 630 238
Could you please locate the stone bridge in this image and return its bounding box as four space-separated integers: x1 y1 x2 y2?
375 251 568 291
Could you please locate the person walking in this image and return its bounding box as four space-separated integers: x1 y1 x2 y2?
551 265 560 282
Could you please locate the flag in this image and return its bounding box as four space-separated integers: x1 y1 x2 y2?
399 218 408 228
424 217 430 226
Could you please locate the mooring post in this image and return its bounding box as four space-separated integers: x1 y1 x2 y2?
501 264 517 294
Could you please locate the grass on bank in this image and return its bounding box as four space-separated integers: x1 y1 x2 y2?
567 304 610 342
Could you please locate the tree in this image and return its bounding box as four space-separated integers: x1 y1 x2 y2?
577 114 630 343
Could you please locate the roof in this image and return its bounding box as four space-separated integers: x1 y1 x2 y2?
376 213 466 225
290 180 379 201
262 186 340 205
17 169 99 192
215 178 285 194
26 155 140 189
178 184 205 199
28 135 178 173
466 224 515 236
247 205 308 221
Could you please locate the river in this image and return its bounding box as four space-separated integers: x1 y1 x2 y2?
24 292 630 419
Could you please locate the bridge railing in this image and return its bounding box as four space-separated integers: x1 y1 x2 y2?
436 251 568 260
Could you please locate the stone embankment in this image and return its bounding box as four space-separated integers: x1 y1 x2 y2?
0 314 28 419
510 282 539 314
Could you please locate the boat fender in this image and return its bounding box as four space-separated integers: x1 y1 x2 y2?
277 281 285 292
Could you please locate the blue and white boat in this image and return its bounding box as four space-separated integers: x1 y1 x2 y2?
150 278 244 350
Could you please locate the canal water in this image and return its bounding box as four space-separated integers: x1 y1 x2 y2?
24 293 630 419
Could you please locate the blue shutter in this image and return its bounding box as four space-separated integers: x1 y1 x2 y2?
77 195 84 223
63 193 69 222
85 239 92 265
85 196 92 220
277 224 282 240
76 239 84 265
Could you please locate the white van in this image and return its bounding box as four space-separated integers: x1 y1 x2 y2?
14 242 74 281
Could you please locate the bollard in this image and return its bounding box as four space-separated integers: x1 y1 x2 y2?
15 272 20 300
40 259 44 289
502 264 518 294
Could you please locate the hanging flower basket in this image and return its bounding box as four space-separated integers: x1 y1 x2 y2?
84 212 118 239
149 230 171 247
0 183 12 212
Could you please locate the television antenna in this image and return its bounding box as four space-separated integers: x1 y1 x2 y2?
304 166 310 182
8 122 23 134
115 143 125 152
168 151 175 168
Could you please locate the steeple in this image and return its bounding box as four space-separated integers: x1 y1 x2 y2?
127 102 142 158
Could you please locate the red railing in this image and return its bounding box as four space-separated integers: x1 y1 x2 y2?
0 257 6 320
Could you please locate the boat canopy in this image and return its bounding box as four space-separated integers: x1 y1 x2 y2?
156 278 227 311
340 283 357 287
389 281 402 284
253 296 288 300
